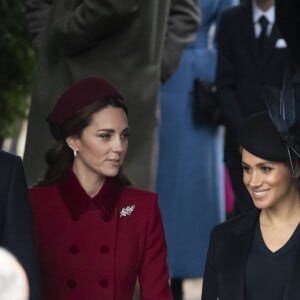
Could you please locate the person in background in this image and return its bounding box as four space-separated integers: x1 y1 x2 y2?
29 77 172 300
202 111 300 300
0 150 41 300
24 0 200 190
216 0 290 215
0 247 29 300
156 0 237 299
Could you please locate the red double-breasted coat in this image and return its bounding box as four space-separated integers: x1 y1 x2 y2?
29 171 172 300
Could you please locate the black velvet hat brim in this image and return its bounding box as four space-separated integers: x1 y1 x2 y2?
239 111 288 162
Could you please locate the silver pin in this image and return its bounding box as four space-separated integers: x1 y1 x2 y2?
120 205 136 217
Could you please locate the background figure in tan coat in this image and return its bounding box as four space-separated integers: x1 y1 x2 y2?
24 0 200 189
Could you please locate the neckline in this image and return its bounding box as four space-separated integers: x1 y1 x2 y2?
257 221 300 255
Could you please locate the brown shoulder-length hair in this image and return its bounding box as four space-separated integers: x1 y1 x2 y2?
38 97 131 186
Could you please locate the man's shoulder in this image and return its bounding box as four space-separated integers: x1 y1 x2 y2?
0 150 20 164
221 4 249 22
0 151 22 175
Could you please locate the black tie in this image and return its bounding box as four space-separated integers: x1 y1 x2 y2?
258 16 269 59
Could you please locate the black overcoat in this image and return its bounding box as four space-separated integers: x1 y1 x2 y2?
202 209 300 300
216 2 288 132
0 151 41 300
275 0 300 66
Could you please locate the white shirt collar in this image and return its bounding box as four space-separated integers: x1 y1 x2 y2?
252 0 275 25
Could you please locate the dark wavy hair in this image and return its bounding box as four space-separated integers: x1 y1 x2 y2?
38 97 131 186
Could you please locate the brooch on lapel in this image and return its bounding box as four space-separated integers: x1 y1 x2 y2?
120 205 135 217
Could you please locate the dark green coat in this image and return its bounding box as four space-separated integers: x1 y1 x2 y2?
24 0 200 187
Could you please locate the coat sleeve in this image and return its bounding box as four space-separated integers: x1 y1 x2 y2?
216 11 243 134
25 0 53 52
275 0 300 66
201 229 218 300
161 0 200 82
138 195 173 300
1 156 41 300
47 0 139 57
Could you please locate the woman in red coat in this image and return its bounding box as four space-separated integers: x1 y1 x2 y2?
29 77 172 300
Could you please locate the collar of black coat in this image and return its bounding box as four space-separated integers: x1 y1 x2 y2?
236 209 260 230
57 170 122 221
220 209 260 237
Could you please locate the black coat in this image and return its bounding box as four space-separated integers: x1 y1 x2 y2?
0 151 41 300
202 209 300 300
216 3 288 135
276 0 300 66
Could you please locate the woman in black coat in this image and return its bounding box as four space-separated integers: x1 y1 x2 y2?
0 151 41 300
202 111 300 300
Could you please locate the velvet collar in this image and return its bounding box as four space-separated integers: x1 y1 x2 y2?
58 170 122 220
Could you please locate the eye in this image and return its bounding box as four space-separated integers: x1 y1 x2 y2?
98 133 111 140
121 131 129 141
261 166 272 173
242 165 251 173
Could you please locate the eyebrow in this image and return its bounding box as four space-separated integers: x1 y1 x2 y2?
97 129 114 133
242 161 273 167
96 128 129 133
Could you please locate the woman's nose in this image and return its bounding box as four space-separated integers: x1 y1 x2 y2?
112 137 124 152
248 172 261 187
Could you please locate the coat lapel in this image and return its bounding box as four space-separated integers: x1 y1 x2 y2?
241 4 259 66
261 24 281 66
223 210 259 300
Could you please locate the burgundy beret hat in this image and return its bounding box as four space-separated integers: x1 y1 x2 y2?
47 77 123 139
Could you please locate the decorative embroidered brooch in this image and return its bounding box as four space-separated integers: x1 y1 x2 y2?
120 205 136 217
